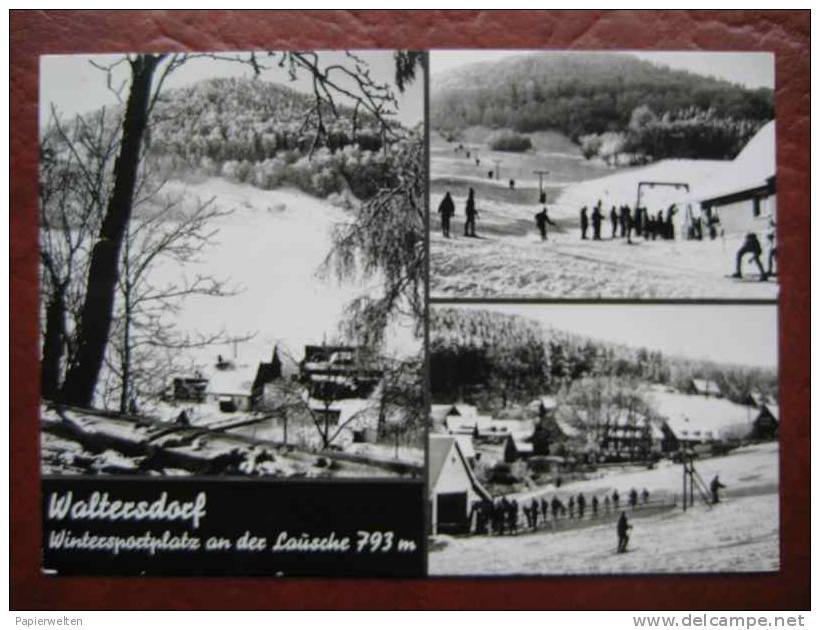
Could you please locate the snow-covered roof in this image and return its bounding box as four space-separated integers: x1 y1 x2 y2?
555 121 775 218
428 434 490 499
555 158 733 218
447 403 478 418
554 417 582 439
531 396 558 411
761 403 779 422
431 404 455 422
690 121 775 203
206 365 256 397
650 390 754 441
506 431 534 452
691 378 722 397
453 435 476 459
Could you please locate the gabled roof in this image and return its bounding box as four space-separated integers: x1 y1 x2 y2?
691 378 722 397
428 435 490 500
650 390 753 441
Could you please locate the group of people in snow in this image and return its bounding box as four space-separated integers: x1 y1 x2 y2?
468 487 652 538
467 476 728 555
579 200 686 244
437 189 478 238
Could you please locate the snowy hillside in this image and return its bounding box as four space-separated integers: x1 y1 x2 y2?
147 177 418 374
430 442 779 575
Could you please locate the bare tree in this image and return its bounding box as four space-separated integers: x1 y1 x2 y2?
39 107 119 399
105 189 246 413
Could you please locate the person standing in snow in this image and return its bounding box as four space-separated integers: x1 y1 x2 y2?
732 233 767 281
577 493 586 519
464 188 478 237
629 488 639 509
580 206 589 240
592 203 603 241
641 488 650 504
610 206 618 238
617 511 632 553
568 495 576 519
767 219 777 276
612 489 620 509
592 495 599 517
437 191 455 238
535 206 557 241
710 475 726 504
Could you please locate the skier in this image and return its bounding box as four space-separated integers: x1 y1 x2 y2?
592 495 599 517
612 489 620 509
577 493 586 519
633 204 643 236
551 496 562 521
610 206 618 239
710 475 726 504
541 497 549 522
616 511 632 553
580 207 589 240
620 205 633 244
767 221 778 276
604 495 611 514
665 205 678 240
643 208 651 240
732 233 767 281
531 499 540 530
568 495 576 519
464 188 478 237
592 203 603 240
437 191 455 238
508 499 519 534
629 488 639 509
641 488 650 505
535 206 557 241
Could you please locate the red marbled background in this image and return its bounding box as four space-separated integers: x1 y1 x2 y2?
10 10 810 610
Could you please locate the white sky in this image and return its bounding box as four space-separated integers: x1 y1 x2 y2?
430 50 774 90
441 303 778 369
40 50 424 130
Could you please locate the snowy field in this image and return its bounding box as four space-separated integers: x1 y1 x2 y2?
430 443 779 575
148 177 419 371
429 132 779 300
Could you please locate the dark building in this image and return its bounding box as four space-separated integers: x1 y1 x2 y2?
299 344 383 400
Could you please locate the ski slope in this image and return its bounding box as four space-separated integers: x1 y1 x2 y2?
150 177 419 372
430 191 778 299
429 443 779 575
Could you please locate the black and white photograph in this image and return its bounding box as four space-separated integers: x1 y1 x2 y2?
38 50 426 480
429 50 777 299
427 303 779 575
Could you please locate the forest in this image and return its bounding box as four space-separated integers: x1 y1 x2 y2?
431 53 773 161
429 308 778 412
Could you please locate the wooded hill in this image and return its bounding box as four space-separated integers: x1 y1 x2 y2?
430 307 778 408
431 52 773 161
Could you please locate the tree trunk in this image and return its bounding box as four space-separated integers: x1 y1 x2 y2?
40 283 67 401
59 54 162 408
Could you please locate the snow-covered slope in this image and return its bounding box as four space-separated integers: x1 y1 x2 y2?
151 177 418 373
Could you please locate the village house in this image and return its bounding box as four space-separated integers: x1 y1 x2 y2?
299 344 383 400
428 434 491 535
751 402 779 441
686 378 723 398
685 121 776 236
205 356 256 412
648 386 755 452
